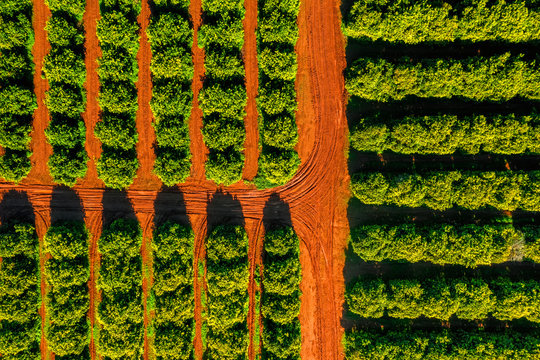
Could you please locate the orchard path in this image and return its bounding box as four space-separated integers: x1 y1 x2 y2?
4 0 350 358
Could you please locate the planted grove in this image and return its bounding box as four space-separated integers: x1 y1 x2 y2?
0 0 36 182
261 225 302 359
95 0 141 189
44 0 88 186
350 112 540 155
343 0 540 44
96 218 143 358
205 225 249 359
351 170 540 211
44 221 90 357
199 0 247 186
151 221 195 359
148 0 193 186
346 54 540 102
255 0 301 188
0 221 40 358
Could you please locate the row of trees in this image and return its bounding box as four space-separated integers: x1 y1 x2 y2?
148 0 193 186
351 170 540 211
44 0 88 186
96 219 144 358
346 53 540 102
205 225 249 359
350 112 540 155
344 328 540 359
261 225 302 359
0 0 36 182
44 221 90 357
198 0 247 186
351 223 540 267
151 221 195 359
343 0 540 44
95 0 141 189
255 0 301 188
0 221 40 358
347 277 540 321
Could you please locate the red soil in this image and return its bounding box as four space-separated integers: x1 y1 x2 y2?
79 0 103 189
242 0 260 181
4 0 350 358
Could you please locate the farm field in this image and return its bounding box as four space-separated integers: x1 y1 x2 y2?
1 0 539 359
0 0 348 359
343 0 540 359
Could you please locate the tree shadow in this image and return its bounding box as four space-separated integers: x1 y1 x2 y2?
50 187 84 224
206 190 244 233
262 193 292 231
153 186 190 228
0 190 34 224
101 189 136 228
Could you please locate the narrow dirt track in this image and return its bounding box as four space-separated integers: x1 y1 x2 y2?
2 0 350 358
242 0 259 181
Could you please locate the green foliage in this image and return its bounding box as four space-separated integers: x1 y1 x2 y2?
261 113 298 150
153 221 194 260
344 328 540 359
351 112 540 155
0 221 39 356
96 148 139 190
205 149 244 186
346 54 540 102
524 226 540 262
0 86 36 116
262 224 302 357
258 12 299 45
0 149 31 183
96 11 139 54
153 321 193 359
46 320 89 357
45 116 85 147
351 170 540 211
46 84 86 117
148 5 193 186
256 147 300 189
199 83 247 119
258 81 297 116
43 48 86 85
350 223 523 267
45 16 84 47
97 218 143 359
343 0 540 43
0 221 37 258
205 224 249 359
47 284 89 326
47 146 89 187
45 221 90 259
204 49 245 80
346 277 540 322
258 47 297 81
94 113 138 150
202 115 245 151
45 0 85 19
98 47 138 82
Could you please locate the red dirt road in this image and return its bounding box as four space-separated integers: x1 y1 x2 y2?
8 0 350 358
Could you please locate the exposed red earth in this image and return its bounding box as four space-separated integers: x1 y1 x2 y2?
4 0 350 358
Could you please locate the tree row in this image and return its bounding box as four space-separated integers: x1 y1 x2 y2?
261 225 302 359
347 276 540 322
255 0 301 188
350 112 540 155
44 221 90 358
151 221 195 360
351 170 540 211
351 223 540 268
43 0 89 186
96 218 144 358
346 54 540 102
205 225 249 359
148 0 193 186
199 0 247 186
343 0 540 44
344 328 540 359
0 0 36 182
0 221 40 358
95 0 141 189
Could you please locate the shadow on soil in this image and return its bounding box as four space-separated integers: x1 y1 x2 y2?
102 189 136 227
153 186 190 228
0 190 34 224
50 186 84 224
206 190 245 233
262 193 293 230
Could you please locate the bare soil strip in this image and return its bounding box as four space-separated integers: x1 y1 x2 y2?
242 0 260 181
27 0 53 186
